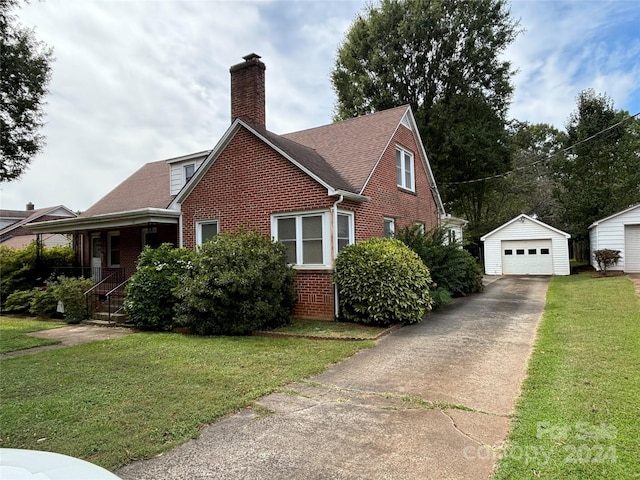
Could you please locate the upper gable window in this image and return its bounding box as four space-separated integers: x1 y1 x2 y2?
184 164 195 182
396 147 415 191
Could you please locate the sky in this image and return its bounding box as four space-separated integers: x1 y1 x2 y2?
1 0 639 212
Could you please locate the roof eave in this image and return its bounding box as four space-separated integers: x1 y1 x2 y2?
27 208 181 233
330 189 370 202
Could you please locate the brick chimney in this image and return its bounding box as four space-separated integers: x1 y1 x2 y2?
230 53 266 127
26 202 34 211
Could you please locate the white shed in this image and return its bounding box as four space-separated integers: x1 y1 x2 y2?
481 214 571 276
589 204 640 273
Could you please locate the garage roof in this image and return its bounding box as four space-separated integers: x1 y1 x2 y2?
481 214 571 241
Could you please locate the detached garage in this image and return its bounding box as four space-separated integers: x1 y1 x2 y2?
481 214 571 276
589 203 640 273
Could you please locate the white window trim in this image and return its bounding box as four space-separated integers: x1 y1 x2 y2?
335 211 355 257
271 210 334 270
196 220 218 246
384 217 395 238
184 163 196 183
396 146 415 192
107 231 120 267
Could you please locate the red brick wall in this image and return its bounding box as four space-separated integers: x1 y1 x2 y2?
179 123 439 321
181 127 337 319
292 270 335 319
356 124 439 240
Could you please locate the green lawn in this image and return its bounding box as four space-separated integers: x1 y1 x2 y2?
269 318 390 338
493 273 640 479
0 317 65 353
0 331 373 470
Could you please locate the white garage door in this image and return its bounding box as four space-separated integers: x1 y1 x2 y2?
624 225 640 273
502 240 553 275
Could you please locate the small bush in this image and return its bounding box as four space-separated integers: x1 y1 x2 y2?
30 288 58 318
334 237 433 326
396 225 482 300
124 244 194 331
48 276 94 324
3 289 38 314
174 230 296 335
593 249 621 275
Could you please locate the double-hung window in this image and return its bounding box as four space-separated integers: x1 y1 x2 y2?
383 218 395 238
273 211 353 267
396 146 415 191
184 163 195 182
107 231 120 267
196 220 218 246
275 214 326 266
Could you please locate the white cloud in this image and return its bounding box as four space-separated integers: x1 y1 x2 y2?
1 0 637 212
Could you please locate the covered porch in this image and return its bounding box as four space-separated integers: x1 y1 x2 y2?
27 208 181 321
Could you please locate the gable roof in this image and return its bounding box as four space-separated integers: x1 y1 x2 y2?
283 106 410 194
172 105 445 213
481 214 571 241
80 160 175 217
588 203 640 229
0 205 76 239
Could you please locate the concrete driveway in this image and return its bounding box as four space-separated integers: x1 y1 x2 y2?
117 275 549 480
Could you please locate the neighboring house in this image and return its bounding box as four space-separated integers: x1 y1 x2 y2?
440 214 467 245
481 214 571 276
589 203 640 273
29 54 446 320
0 203 76 249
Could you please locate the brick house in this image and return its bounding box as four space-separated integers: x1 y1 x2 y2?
30 54 446 320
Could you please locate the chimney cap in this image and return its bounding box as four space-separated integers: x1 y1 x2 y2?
243 53 261 61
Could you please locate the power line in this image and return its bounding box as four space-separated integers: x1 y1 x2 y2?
442 111 639 186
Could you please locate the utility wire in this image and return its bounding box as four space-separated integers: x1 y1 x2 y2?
442 111 639 186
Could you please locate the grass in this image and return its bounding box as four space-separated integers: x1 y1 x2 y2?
493 273 640 479
0 331 373 470
0 317 65 353
268 318 391 339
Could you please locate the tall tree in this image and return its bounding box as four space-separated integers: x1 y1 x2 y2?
1 0 53 182
552 89 640 237
331 0 520 241
503 121 567 225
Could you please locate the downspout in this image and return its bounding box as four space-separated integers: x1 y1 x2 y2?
332 194 344 320
177 206 184 248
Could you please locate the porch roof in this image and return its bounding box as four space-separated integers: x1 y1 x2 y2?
26 208 181 233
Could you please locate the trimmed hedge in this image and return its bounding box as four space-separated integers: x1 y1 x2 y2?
334 237 433 326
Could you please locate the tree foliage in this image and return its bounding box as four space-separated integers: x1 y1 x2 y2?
552 89 640 237
331 0 520 243
1 0 53 182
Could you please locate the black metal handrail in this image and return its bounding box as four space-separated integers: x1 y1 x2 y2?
105 278 129 323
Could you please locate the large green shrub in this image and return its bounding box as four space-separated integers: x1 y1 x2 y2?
3 289 38 314
30 288 58 317
0 243 75 306
174 230 296 335
48 276 94 324
334 237 433 326
396 225 482 303
124 244 193 331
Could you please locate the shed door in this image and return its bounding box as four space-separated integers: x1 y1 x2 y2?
624 225 640 273
502 240 553 275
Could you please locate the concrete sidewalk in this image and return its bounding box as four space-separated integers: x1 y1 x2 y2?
117 276 549 480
